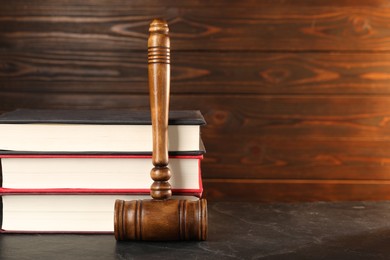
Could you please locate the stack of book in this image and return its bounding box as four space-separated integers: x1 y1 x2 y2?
0 109 206 233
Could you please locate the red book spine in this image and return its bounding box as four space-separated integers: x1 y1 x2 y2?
0 154 203 159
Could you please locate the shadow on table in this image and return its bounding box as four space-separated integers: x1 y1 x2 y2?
260 228 390 260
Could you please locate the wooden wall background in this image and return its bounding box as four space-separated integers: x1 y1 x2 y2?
2 0 390 201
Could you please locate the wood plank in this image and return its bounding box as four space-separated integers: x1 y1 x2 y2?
203 179 390 202
203 137 390 180
2 3 390 51
0 92 389 118
4 51 390 95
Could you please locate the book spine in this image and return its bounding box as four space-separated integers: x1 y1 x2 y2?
0 188 202 197
0 154 203 159
0 230 114 234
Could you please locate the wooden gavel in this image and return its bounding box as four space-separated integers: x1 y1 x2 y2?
114 19 208 241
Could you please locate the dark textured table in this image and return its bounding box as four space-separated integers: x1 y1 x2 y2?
2 201 390 259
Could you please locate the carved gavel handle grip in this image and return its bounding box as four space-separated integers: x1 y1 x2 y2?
148 19 172 200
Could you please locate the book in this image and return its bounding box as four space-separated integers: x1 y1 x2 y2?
0 109 205 153
0 109 206 234
0 154 203 196
0 194 198 233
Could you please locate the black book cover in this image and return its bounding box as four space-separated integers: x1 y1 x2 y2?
0 109 206 126
0 140 206 155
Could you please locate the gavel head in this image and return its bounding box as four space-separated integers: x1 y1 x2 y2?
114 198 208 241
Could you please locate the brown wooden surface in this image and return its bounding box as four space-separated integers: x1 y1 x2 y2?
4 52 390 95
2 1 390 51
2 1 390 202
115 198 207 241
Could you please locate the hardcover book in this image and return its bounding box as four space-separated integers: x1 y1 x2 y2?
0 194 198 233
0 109 205 153
0 154 203 196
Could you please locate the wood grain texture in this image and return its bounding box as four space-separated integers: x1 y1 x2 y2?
148 19 172 199
204 138 390 180
4 52 390 95
2 1 390 202
2 1 390 51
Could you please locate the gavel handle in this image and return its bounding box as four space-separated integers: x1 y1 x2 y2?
148 19 172 199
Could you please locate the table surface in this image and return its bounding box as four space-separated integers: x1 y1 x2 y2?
2 201 390 259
